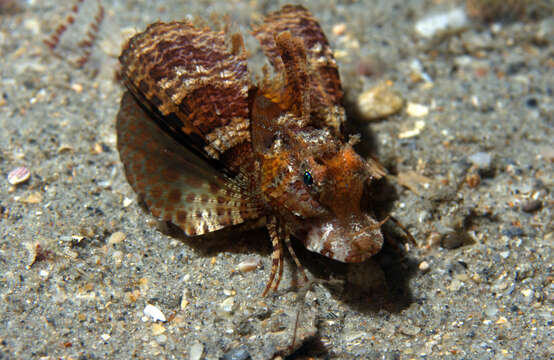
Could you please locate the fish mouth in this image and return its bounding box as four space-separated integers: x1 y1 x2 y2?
301 213 384 263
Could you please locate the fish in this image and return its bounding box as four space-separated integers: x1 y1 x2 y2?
116 5 394 295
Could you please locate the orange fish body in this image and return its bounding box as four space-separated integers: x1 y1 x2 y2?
117 5 388 294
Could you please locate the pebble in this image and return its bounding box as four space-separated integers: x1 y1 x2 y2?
344 331 367 343
180 288 189 310
23 18 41 34
441 231 471 249
447 279 463 292
24 242 38 268
415 8 468 38
356 83 403 121
409 59 433 83
485 304 499 317
237 257 260 273
495 316 509 326
108 231 126 245
155 334 167 344
143 304 166 322
427 232 443 247
462 32 494 53
405 102 429 117
332 23 347 36
468 152 492 169
516 181 534 194
80 227 95 238
398 120 426 139
521 199 541 213
399 323 421 336
520 289 534 305
448 260 468 275
151 323 166 336
7 166 30 185
189 342 204 360
218 297 235 315
491 277 510 292
419 261 430 272
223 288 234 296
71 83 83 93
221 346 252 360
520 288 533 298
112 250 123 267
465 172 481 188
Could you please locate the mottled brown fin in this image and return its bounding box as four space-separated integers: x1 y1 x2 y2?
252 5 345 134
116 92 262 236
119 21 253 174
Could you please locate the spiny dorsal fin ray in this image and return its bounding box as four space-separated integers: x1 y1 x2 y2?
252 5 344 135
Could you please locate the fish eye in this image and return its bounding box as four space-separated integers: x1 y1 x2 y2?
303 170 313 186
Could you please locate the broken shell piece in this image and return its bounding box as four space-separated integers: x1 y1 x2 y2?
143 304 166 322
405 102 429 117
189 342 204 360
237 257 261 273
415 8 468 38
398 120 426 139
57 144 74 153
468 152 492 170
7 167 30 185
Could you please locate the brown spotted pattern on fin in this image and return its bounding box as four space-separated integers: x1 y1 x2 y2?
119 21 253 173
116 92 262 236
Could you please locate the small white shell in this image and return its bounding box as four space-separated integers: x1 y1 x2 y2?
418 261 430 272
143 304 166 322
7 167 30 185
189 342 204 360
237 257 260 273
405 102 429 117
